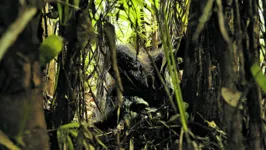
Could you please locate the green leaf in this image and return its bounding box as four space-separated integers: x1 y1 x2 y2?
69 129 78 137
129 138 134 150
251 62 266 93
64 0 70 24
39 35 64 66
167 114 180 123
56 128 64 150
95 136 107 149
132 0 144 7
88 143 95 150
57 3 63 24
60 122 80 129
183 102 189 110
67 135 74 150
0 130 20 150
74 0 80 7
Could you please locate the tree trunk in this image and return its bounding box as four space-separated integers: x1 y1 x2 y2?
0 0 49 150
182 0 244 149
242 0 263 149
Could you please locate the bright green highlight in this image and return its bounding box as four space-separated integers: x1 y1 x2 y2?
39 35 64 66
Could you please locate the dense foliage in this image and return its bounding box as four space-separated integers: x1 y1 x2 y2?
1 0 266 150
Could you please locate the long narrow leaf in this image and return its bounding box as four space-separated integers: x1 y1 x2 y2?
251 62 266 93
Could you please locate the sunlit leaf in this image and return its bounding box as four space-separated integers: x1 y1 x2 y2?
60 122 80 129
129 138 134 150
207 120 217 128
83 141 89 150
0 130 20 150
221 87 243 109
67 135 74 150
56 128 64 150
74 0 80 7
69 129 78 137
251 62 266 93
39 35 64 66
88 143 95 150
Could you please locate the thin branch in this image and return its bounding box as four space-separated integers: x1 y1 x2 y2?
0 7 37 61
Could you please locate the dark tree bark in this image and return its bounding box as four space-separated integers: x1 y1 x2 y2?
0 0 49 150
52 12 80 128
242 0 264 149
52 0 90 128
182 0 245 149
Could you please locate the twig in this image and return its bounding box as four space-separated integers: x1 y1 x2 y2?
0 7 37 61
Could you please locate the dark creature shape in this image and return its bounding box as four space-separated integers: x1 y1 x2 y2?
108 45 166 106
95 44 187 131
116 45 151 91
95 45 165 130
